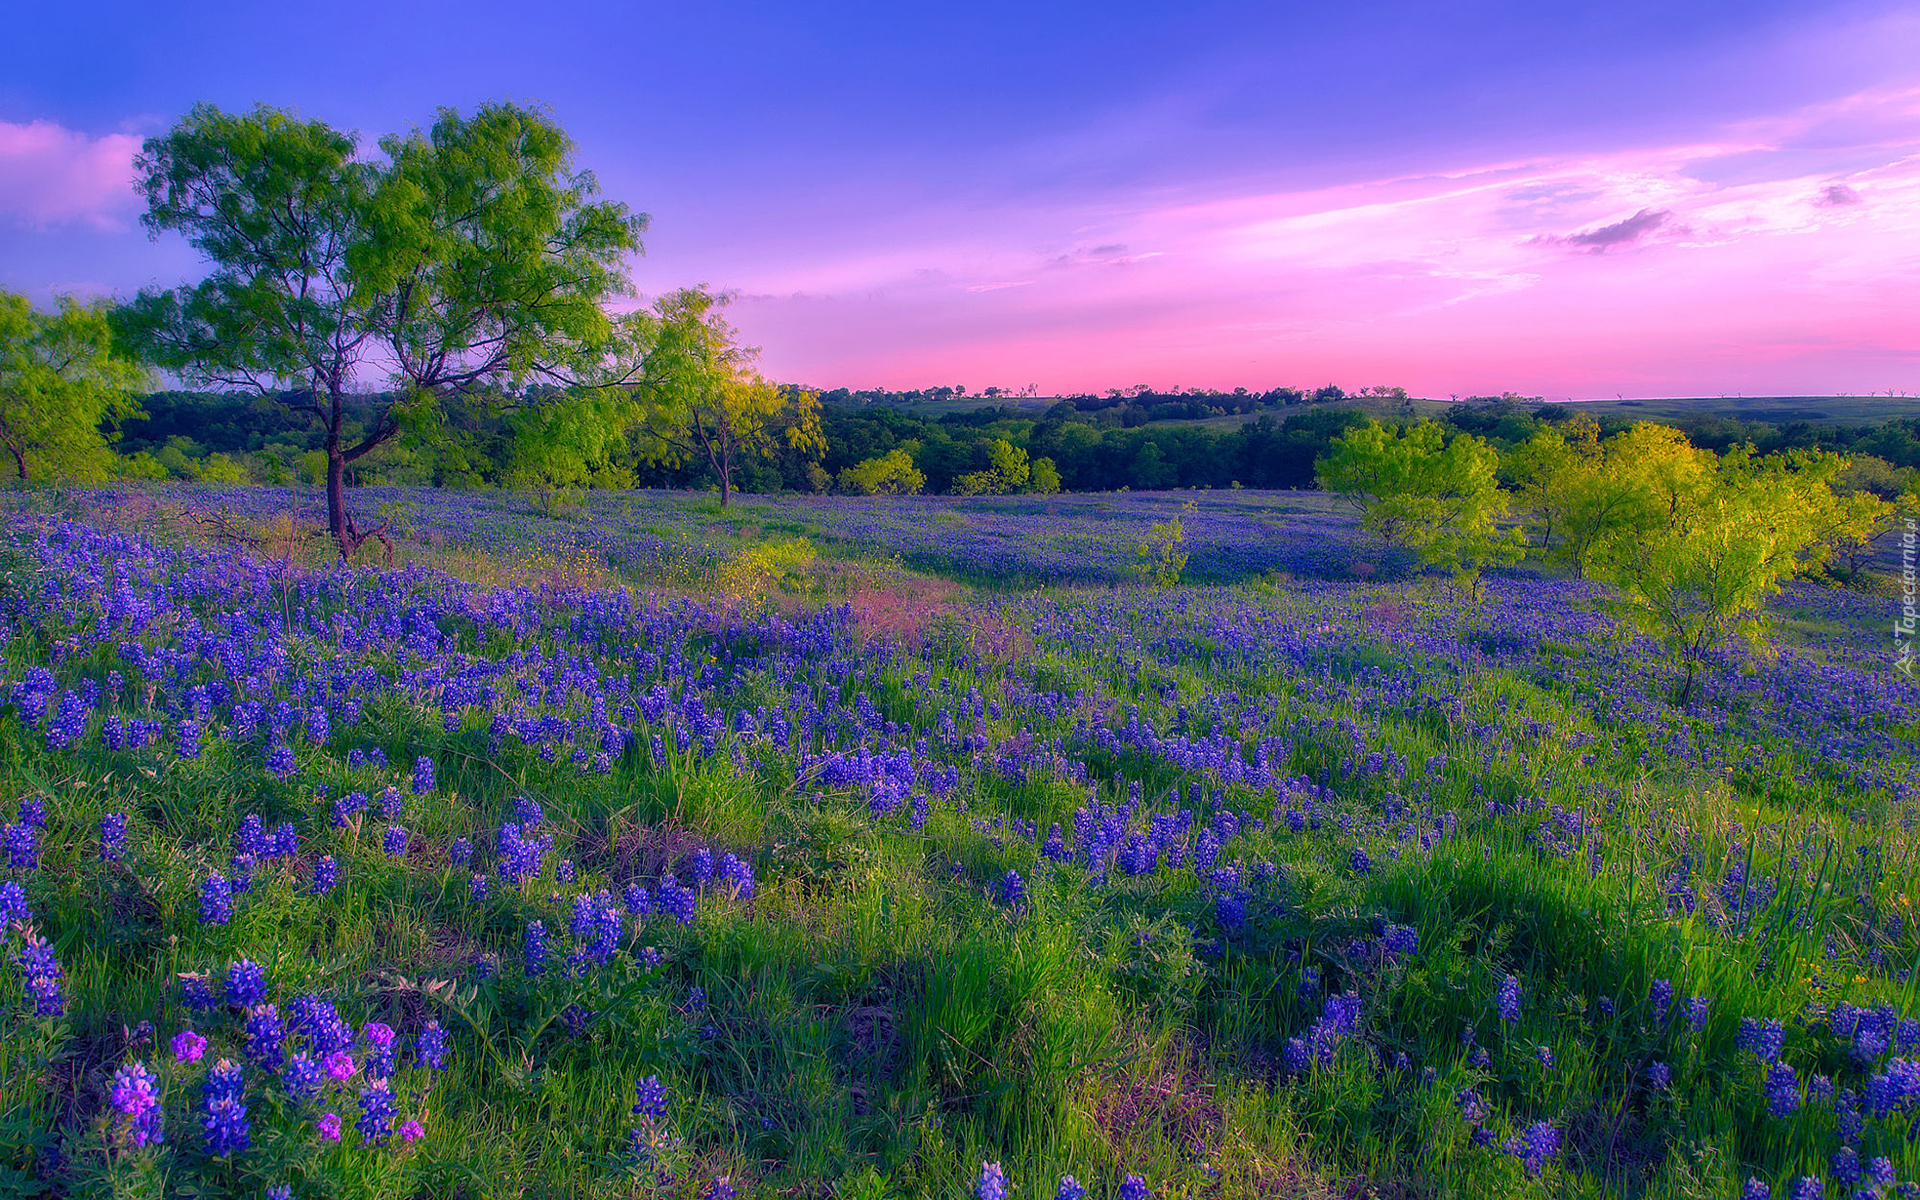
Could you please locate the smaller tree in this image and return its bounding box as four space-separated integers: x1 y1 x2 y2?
953 438 1049 495
0 291 147 482
1587 443 1884 702
631 288 823 507
1133 502 1192 586
838 448 925 495
1318 419 1524 588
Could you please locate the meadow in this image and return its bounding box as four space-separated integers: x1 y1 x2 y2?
0 485 1915 1200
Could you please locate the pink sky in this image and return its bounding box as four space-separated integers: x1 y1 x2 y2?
717 85 1920 398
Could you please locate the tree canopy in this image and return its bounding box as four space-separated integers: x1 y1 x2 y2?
1317 419 1524 585
119 100 647 558
0 291 147 483
629 287 823 509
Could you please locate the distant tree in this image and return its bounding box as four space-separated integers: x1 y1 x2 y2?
838 448 925 495
630 287 823 508
120 101 646 560
0 291 147 482
952 438 1035 495
1318 419 1525 588
1029 455 1061 494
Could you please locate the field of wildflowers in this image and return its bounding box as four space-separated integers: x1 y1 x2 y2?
0 486 1916 1200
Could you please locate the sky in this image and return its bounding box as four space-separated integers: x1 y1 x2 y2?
2 0 1917 399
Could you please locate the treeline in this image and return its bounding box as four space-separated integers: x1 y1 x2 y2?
116 389 1920 498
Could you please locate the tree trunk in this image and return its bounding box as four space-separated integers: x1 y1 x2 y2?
326 447 352 561
8 444 24 481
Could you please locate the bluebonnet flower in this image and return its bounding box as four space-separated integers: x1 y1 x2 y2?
226 959 268 1006
1381 923 1418 959
1830 1149 1862 1187
268 1187 293 1200
313 855 340 896
1120 1174 1151 1200
1767 1062 1801 1118
284 1051 322 1103
1687 995 1710 1032
1791 1177 1823 1200
1739 1018 1786 1063
1503 1121 1559 1177
1056 1176 1085 1200
524 921 548 976
204 1059 245 1102
229 853 255 896
200 875 233 925
100 812 127 861
203 1095 249 1157
998 869 1028 907
721 853 755 900
707 1177 736 1200
0 880 30 926
16 936 65 1017
1348 847 1371 875
411 756 435 795
416 1021 450 1072
243 1005 286 1072
557 859 576 884
1536 1044 1555 1069
176 720 203 760
1649 978 1672 1024
450 838 473 866
108 1061 163 1147
5 822 39 870
977 1161 1006 1200
1646 1061 1671 1090
265 744 296 779
1742 1179 1771 1200
358 1078 397 1146
657 878 698 926
332 792 368 829
180 972 217 1012
1497 975 1522 1024
383 826 407 857
470 874 489 904
633 1075 668 1119
1042 824 1068 862
363 1022 397 1078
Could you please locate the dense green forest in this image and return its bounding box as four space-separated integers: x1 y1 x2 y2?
115 388 1920 496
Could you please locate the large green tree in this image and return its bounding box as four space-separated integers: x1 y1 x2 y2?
0 292 147 483
119 101 647 559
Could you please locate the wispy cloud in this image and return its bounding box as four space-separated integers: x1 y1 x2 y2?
0 121 142 230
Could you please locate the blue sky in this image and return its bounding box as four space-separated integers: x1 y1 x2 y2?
3 0 1917 396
